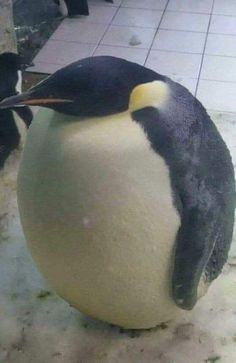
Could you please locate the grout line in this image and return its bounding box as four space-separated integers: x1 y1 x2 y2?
154 10 236 17
117 5 236 17
144 0 171 66
197 78 236 85
50 38 151 50
208 32 236 37
61 21 161 29
91 1 123 55
195 0 215 96
156 28 206 34
53 22 236 35
159 27 209 33
45 38 235 56
160 28 236 36
158 9 212 16
207 108 236 114
204 53 236 59
159 27 208 33
119 5 169 11
146 49 204 55
91 43 151 50
43 38 104 46
209 31 236 36
207 12 236 18
59 18 236 35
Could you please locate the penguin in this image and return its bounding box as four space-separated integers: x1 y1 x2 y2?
0 52 33 169
53 0 89 17
53 0 114 17
0 56 234 328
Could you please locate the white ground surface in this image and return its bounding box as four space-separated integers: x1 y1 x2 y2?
0 111 236 363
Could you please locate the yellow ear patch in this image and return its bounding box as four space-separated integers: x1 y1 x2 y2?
129 80 169 112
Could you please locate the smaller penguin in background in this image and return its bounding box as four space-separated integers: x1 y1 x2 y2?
53 0 89 17
0 52 33 169
53 0 113 17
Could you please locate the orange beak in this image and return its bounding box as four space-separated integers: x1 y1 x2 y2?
0 92 72 109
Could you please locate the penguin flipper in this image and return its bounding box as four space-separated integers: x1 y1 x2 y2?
172 192 235 310
131 102 234 311
172 204 219 310
131 106 218 310
13 106 33 128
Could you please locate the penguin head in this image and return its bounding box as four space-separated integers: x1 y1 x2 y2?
0 52 23 101
0 52 33 100
0 52 24 73
0 56 168 117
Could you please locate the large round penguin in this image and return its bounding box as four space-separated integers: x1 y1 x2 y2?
0 57 235 329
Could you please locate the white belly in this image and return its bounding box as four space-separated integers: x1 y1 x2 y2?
17 109 181 329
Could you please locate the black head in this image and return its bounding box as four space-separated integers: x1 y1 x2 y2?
0 56 164 117
0 53 23 101
0 52 31 74
0 52 32 100
0 52 22 70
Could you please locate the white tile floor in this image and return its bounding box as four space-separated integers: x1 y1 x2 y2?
29 0 236 112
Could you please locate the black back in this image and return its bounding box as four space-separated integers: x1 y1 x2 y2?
132 78 235 309
0 53 33 168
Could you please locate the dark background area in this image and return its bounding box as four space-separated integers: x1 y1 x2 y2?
13 0 61 62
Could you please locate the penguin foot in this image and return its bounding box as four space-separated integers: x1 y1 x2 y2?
68 12 89 17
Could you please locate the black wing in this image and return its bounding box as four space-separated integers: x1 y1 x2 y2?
13 106 33 128
131 79 235 310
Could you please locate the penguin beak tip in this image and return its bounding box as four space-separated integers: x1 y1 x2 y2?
0 93 29 109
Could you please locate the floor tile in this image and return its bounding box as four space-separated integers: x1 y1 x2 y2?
112 7 163 28
101 25 156 48
210 15 236 35
160 11 210 32
197 80 236 112
34 40 96 65
121 0 167 10
201 55 236 82
93 45 148 64
205 33 236 57
145 50 202 78
167 0 213 14
88 0 122 6
152 29 206 53
75 5 117 24
51 20 107 44
27 62 63 74
176 78 198 94
213 0 236 16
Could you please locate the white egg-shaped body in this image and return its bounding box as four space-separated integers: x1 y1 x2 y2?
17 109 181 329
